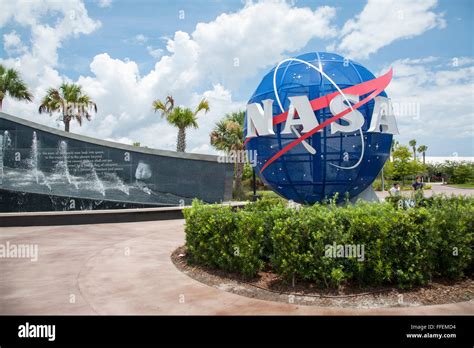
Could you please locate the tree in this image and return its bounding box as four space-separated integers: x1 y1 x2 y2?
210 111 245 198
417 145 428 164
409 139 417 161
451 163 474 184
38 83 97 132
442 161 457 183
392 145 414 184
153 95 209 152
0 64 33 111
426 162 443 181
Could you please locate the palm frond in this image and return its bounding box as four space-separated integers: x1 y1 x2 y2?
0 65 33 104
209 110 245 152
194 98 210 116
38 83 97 129
152 94 174 116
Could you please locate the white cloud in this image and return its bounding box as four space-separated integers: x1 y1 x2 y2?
0 0 100 122
96 0 113 8
451 57 474 67
187 84 245 154
384 57 474 155
190 1 337 88
3 31 28 56
147 46 163 59
335 0 446 59
123 34 148 45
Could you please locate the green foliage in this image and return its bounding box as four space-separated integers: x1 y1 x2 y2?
452 164 474 184
209 111 245 153
391 145 413 181
0 64 33 110
152 95 209 152
183 200 266 277
242 163 253 181
391 145 426 182
183 196 474 289
425 161 474 184
209 111 246 197
38 83 97 132
426 195 474 278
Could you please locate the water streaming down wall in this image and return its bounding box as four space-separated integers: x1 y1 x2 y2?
0 131 12 185
0 112 233 212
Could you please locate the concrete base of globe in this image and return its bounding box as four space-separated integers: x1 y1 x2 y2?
350 185 380 204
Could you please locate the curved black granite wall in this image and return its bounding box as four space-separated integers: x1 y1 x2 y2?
0 112 233 212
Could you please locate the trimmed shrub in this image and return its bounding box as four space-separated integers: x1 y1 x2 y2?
183 200 268 277
183 201 237 271
183 196 474 288
428 195 474 278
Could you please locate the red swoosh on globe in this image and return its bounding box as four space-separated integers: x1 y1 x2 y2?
245 68 393 173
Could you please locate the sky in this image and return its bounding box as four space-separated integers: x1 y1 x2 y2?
0 0 473 157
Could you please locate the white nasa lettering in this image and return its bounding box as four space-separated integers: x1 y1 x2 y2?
329 94 365 134
246 99 275 137
368 96 399 135
281 95 321 134
245 94 399 138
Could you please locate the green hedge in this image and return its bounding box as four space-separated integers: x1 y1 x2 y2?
183 196 473 288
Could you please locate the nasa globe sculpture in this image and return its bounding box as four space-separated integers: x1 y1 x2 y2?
244 52 398 204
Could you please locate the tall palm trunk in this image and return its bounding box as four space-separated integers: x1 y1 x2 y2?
234 162 244 197
177 127 186 152
63 113 70 132
423 152 426 164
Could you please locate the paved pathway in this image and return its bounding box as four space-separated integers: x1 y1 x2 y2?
1 220 472 315
376 182 474 200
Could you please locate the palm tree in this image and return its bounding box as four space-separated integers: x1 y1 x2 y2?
153 95 209 152
417 145 428 164
409 139 417 161
38 83 97 132
210 111 245 197
0 64 33 111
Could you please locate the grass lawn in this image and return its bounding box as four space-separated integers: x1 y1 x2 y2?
448 183 474 189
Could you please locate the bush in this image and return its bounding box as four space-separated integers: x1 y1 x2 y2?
183 201 237 271
183 196 474 288
452 164 474 184
427 195 474 278
184 200 268 277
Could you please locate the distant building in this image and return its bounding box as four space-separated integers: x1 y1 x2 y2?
424 157 474 164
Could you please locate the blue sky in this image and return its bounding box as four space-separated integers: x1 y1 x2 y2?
0 0 473 156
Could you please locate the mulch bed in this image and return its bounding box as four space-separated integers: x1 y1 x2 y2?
171 246 474 308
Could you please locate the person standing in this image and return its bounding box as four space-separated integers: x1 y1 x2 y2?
412 176 424 191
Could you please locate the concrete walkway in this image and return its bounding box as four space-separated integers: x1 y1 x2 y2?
1 219 472 315
376 182 474 199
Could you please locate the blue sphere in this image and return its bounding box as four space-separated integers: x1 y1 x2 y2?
245 52 392 204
